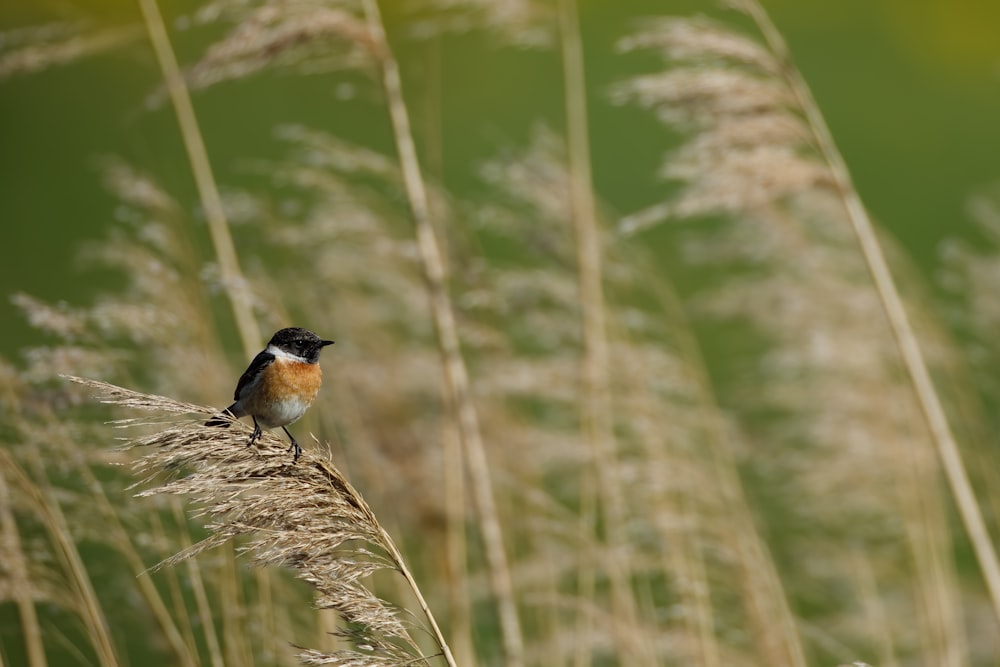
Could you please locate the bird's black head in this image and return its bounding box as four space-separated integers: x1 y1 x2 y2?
268 327 334 363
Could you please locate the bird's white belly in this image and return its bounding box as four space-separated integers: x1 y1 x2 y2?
256 396 310 428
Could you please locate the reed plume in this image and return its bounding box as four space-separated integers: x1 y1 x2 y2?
0 20 142 81
67 375 456 666
5 0 1000 665
614 7 973 664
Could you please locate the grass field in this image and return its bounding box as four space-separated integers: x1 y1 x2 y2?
2 1 1000 665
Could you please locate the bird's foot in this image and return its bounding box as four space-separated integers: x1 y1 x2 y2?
282 426 302 462
247 418 262 447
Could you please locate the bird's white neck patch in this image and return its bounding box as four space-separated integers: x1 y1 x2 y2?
267 344 308 363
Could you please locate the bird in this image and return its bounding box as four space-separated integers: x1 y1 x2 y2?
206 327 334 461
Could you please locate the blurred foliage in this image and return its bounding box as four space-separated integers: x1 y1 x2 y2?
2 1 1000 666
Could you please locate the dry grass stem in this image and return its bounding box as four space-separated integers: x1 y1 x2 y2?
734 0 1000 630
0 451 120 667
68 376 454 667
0 469 46 667
559 0 652 664
80 466 197 667
361 1 520 664
136 0 261 356
169 501 226 667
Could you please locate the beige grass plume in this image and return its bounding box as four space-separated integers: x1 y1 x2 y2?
68 376 456 667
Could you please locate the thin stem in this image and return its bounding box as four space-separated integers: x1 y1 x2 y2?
149 514 201 662
2 452 120 667
559 0 652 663
736 0 1000 628
219 544 251 666
81 467 196 667
442 417 475 665
170 501 225 667
0 468 46 667
378 526 458 667
360 1 524 664
135 0 260 356
653 278 807 665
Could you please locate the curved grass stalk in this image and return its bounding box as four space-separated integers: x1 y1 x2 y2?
646 272 808 665
0 451 120 667
733 0 1000 627
359 1 522 665
70 376 455 667
80 466 197 667
558 1 655 665
168 501 225 667
135 0 261 356
0 469 46 667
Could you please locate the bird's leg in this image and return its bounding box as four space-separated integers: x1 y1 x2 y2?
248 417 262 447
281 426 302 462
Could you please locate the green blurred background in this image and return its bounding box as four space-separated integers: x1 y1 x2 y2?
2 0 1000 357
3 2 1000 666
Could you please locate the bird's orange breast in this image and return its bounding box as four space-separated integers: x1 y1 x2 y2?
261 358 323 402
241 358 323 427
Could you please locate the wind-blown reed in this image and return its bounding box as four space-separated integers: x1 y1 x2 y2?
68 375 456 667
3 0 1000 665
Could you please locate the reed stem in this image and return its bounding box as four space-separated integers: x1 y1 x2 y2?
0 469 46 667
735 0 1000 628
135 0 261 356
558 0 653 664
360 1 523 664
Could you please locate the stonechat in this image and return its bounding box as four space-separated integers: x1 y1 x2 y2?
206 327 334 460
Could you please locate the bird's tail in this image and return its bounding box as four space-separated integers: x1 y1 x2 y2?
205 404 239 428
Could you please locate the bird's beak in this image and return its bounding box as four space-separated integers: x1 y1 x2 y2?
321 340 335 347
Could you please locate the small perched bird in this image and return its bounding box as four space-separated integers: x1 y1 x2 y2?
206 327 334 461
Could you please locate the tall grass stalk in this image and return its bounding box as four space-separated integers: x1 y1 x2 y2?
0 451 120 667
361 1 523 665
132 6 296 661
70 375 457 667
735 0 1000 627
0 469 45 667
850 546 898 667
9 1 1000 664
558 0 652 664
80 466 197 667
169 501 225 667
695 377 807 666
135 0 261 355
442 421 476 666
148 511 209 665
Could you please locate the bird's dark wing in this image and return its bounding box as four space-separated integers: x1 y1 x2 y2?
233 350 275 401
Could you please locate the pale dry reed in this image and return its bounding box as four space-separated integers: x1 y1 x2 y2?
6 157 301 665
68 376 455 666
614 9 972 665
406 0 554 48
470 128 805 666
180 0 374 93
5 0 1000 665
0 21 143 81
166 0 526 658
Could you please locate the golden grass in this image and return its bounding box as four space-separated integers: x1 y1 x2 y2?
68 375 455 666
361 0 522 663
2 1 999 665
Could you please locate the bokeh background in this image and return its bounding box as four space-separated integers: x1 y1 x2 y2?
2 0 1000 666
5 0 1000 345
